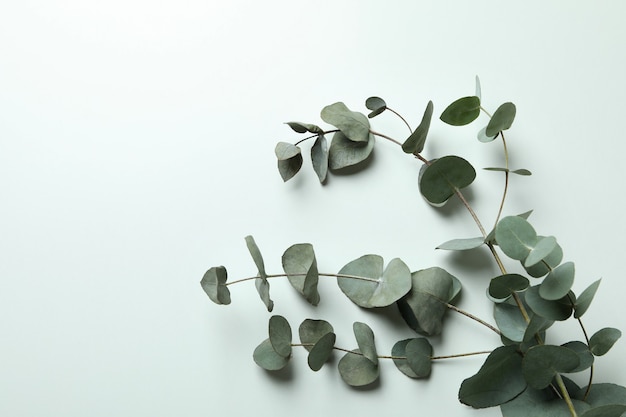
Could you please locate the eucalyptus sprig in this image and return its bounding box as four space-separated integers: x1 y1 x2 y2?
201 78 625 417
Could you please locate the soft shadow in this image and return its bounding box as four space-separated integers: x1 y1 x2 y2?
445 246 494 274
262 365 294 383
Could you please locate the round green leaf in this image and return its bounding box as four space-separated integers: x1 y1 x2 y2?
501 386 591 417
299 319 334 352
575 279 601 318
440 96 481 126
328 131 375 171
392 339 419 378
525 238 564 278
275 142 303 182
489 274 530 302
486 102 516 136
320 102 370 142
522 345 580 389
402 100 433 154
525 236 558 268
285 121 324 134
495 216 537 261
365 96 386 118
405 338 433 378
200 266 231 305
268 315 292 358
353 322 378 365
307 332 336 371
338 350 379 387
525 286 573 321
477 126 498 142
589 328 622 356
253 338 290 371
419 156 476 205
494 302 529 342
337 255 412 308
282 243 320 305
562 341 594 373
576 383 626 407
436 236 484 251
311 134 328 183
539 261 575 301
458 345 526 408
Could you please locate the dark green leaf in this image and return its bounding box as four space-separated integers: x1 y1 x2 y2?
575 279 601 318
495 216 537 261
282 243 320 305
436 236 484 251
328 131 375 171
365 96 387 118
337 255 412 308
299 319 334 352
253 339 290 371
501 386 591 417
484 167 509 172
580 405 626 417
486 102 516 136
245 235 273 312
539 261 575 300
458 345 526 408
200 266 231 305
275 142 303 182
589 328 621 356
320 102 370 142
402 100 433 154
353 322 378 365
525 286 573 321
419 156 476 205
308 332 336 371
562 341 594 373
440 96 481 126
489 274 530 302
338 350 379 386
522 345 580 389
576 383 626 407
311 134 328 183
512 168 532 176
285 121 324 134
268 315 292 358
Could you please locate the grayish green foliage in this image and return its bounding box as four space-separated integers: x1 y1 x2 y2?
285 121 324 134
540 262 575 301
525 238 564 278
525 286 573 321
436 236 484 251
200 266 231 305
337 255 412 308
562 341 594 373
576 383 626 408
419 156 476 205
253 339 290 371
307 332 336 371
501 387 591 417
328 131 375 170
338 350 379 386
488 274 529 302
525 236 558 268
458 345 526 408
311 135 328 183
405 338 433 378
365 96 387 118
575 279 601 318
268 315 292 358
486 102 516 137
495 302 528 342
589 328 622 356
245 235 274 312
392 339 421 378
282 243 320 305
321 102 370 143
299 319 334 352
275 141 303 182
477 126 498 143
353 322 378 364
402 100 433 154
440 96 481 126
522 345 580 389
495 216 537 261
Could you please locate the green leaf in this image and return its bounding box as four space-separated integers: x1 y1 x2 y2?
589 328 622 356
200 266 231 305
512 168 532 176
338 350 379 387
522 345 580 389
402 100 433 154
525 236 558 267
436 236 484 251
562 341 594 373
440 96 481 126
525 285 573 321
285 121 324 134
458 345 526 408
475 75 482 100
489 273 529 302
477 126 498 142
525 238 564 278
365 96 387 118
494 302 528 342
575 279 601 318
419 156 476 205
299 319 334 352
501 386 591 417
486 102 516 136
328 131 375 171
320 102 370 143
580 405 626 417
245 235 273 312
405 338 433 378
539 261 575 300
392 339 419 378
353 322 378 365
397 267 454 336
337 255 412 308
282 243 320 305
523 314 554 343
253 339 290 371
484 167 509 172
495 216 538 261
311 134 328 183
275 142 303 182
268 315 292 358
576 383 626 407
307 332 336 371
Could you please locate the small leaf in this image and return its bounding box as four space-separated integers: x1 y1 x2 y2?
405 338 433 378
488 274 529 302
486 102 516 136
353 322 378 365
440 96 481 126
311 134 329 183
285 121 324 134
328 131 375 171
484 167 509 172
245 235 273 312
402 100 433 154
512 168 532 176
575 279 601 318
200 266 231 305
477 126 498 142
495 216 538 261
562 341 594 373
282 243 320 305
253 339 290 371
268 315 292 358
275 142 303 182
308 332 336 371
525 285 573 321
589 328 621 356
392 339 419 378
299 319 334 352
365 96 387 118
458 345 526 408
525 236 558 268
539 261 575 301
419 156 476 205
337 255 412 308
475 75 482 100
338 350 379 387
525 238 564 278
522 345 580 389
320 102 370 142
436 236 484 251
523 314 554 343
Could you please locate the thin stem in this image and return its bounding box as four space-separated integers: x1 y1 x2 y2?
387 107 413 134
431 351 492 360
492 132 510 230
370 129 404 146
555 373 580 417
226 272 379 286
567 293 594 401
480 106 493 118
294 129 340 146
443 301 502 336
293 343 491 361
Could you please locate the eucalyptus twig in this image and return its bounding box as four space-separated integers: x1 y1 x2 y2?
387 107 413 134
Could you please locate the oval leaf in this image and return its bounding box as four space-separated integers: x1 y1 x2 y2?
405 338 433 378
365 96 386 118
285 121 324 134
308 332 336 371
539 261 575 301
353 322 378 365
589 328 622 356
525 238 564 278
245 236 273 312
320 102 370 142
328 131 375 171
489 274 529 302
494 302 528 342
338 350 379 387
522 345 580 389
440 96 481 126
275 142 303 182
562 341 594 373
282 243 320 305
337 255 412 308
495 216 538 261
525 236 558 268
253 339 289 371
402 100 433 154
419 156 476 205
575 279 601 319
436 236 484 251
299 319 334 352
268 315 292 358
525 286 573 321
392 339 419 378
311 134 328 183
200 266 231 305
486 102 516 136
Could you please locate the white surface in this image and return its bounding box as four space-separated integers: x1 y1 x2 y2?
1 1 625 416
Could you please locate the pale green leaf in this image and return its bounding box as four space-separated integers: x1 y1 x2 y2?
320 102 370 142
575 279 601 318
328 131 375 171
299 319 334 352
282 243 320 305
402 100 433 154
308 332 336 371
522 345 580 389
285 121 324 134
392 339 419 378
436 236 484 251
365 96 386 118
486 102 516 136
419 156 476 205
495 216 538 261
275 142 303 182
353 322 378 365
245 235 273 312
525 236 558 267
311 134 328 183
525 286 573 321
589 328 622 356
440 96 481 126
539 261 575 301
253 339 289 371
405 338 433 378
268 315 292 358
200 266 231 305
525 238 563 278
338 350 379 387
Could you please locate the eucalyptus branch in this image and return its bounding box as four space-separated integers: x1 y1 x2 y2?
387 107 413 134
225 272 380 286
294 129 339 146
443 301 502 336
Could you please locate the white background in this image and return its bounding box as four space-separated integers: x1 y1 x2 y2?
1 1 625 416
